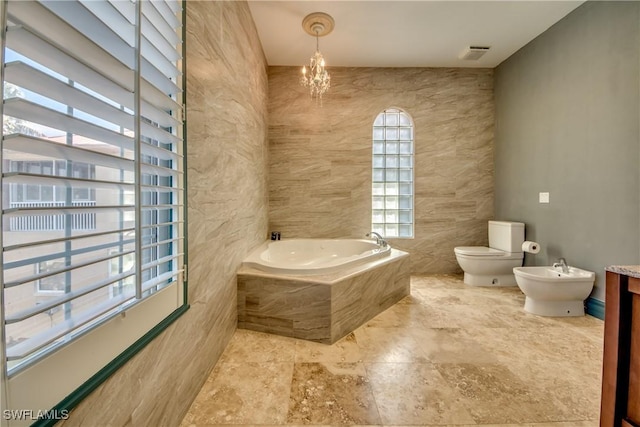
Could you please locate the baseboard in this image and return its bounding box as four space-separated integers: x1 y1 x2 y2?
585 297 605 320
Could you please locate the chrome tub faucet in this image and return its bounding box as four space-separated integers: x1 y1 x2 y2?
366 232 388 249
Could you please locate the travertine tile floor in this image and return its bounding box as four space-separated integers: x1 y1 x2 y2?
181 275 604 426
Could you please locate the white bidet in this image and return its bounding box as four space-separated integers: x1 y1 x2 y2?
513 266 595 316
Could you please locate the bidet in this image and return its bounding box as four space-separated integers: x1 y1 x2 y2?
513 266 595 316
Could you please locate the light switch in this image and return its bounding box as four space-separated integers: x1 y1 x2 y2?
539 192 550 204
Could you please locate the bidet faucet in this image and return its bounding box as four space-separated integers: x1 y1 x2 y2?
553 257 569 274
366 232 388 248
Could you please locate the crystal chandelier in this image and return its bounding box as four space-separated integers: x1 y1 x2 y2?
300 12 334 104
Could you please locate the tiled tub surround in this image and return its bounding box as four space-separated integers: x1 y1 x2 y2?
268 67 494 275
238 249 410 343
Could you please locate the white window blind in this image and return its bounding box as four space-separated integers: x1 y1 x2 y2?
1 0 185 414
372 108 414 238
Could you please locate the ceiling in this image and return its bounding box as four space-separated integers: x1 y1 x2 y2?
247 1 585 68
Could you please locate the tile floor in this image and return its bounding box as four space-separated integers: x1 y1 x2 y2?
181 274 604 426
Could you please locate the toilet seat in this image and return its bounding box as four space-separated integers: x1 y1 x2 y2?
454 246 523 260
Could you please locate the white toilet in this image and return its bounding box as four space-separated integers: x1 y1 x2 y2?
454 221 525 286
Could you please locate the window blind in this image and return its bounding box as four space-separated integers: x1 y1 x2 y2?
1 0 185 382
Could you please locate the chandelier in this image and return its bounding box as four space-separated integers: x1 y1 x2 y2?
300 12 334 104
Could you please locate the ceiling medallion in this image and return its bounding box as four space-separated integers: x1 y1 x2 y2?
300 12 334 105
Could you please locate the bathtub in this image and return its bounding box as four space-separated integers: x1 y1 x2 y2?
238 238 410 344
242 238 391 275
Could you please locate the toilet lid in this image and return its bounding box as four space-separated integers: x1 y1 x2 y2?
454 246 507 257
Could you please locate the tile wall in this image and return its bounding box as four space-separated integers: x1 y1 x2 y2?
60 2 269 425
268 67 495 273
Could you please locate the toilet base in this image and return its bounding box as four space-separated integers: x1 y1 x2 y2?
463 272 517 287
524 297 585 317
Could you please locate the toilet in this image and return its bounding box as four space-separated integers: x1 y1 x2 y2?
454 221 525 286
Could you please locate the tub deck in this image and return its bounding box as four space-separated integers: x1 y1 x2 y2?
237 248 410 344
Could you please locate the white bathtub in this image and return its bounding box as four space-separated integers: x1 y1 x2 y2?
242 238 391 275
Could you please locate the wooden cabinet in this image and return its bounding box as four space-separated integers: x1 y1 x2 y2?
601 268 640 427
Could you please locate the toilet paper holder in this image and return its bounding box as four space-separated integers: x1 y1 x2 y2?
522 241 540 254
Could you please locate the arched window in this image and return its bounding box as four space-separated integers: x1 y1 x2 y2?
372 108 414 238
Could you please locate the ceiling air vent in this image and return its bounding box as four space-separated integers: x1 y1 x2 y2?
459 46 490 61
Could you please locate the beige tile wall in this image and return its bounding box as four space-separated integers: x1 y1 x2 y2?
61 2 269 425
268 67 494 274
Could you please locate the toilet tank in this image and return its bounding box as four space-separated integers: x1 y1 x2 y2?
488 221 525 252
